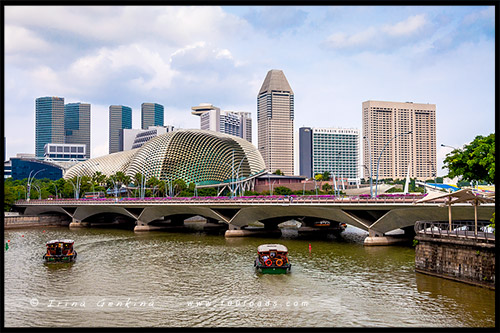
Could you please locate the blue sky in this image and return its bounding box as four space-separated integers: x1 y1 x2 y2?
4 5 495 176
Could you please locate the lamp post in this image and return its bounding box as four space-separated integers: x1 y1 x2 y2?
88 181 95 196
26 168 46 201
363 136 373 198
109 177 118 201
441 143 458 150
428 161 436 184
375 131 412 197
32 183 42 200
68 176 81 200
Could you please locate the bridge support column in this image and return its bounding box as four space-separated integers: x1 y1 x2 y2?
364 228 413 246
225 224 281 238
134 221 170 232
69 219 90 228
203 218 228 232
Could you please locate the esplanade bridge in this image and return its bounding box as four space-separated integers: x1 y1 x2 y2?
13 194 494 245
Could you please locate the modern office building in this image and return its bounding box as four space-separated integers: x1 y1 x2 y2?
44 143 87 161
131 125 175 149
109 105 132 154
257 69 294 175
10 157 64 181
141 103 164 130
362 100 436 181
191 103 252 142
64 102 91 158
299 127 360 180
122 125 175 151
35 96 65 158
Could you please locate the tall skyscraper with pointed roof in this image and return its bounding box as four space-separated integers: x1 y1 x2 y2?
257 69 294 175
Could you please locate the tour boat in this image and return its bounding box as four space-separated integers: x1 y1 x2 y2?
43 239 77 263
254 244 291 274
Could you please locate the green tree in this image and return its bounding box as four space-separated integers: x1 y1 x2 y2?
314 174 323 181
322 183 332 192
274 186 293 195
443 133 495 184
273 169 283 176
322 171 330 181
173 179 187 196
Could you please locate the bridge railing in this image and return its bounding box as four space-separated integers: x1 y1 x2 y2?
414 220 495 243
15 194 436 206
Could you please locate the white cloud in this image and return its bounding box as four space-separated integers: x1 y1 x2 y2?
382 14 427 36
4 25 51 53
324 14 429 50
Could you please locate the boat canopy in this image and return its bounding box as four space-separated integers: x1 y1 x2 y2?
46 239 74 245
257 244 288 253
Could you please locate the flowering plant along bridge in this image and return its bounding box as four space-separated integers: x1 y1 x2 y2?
14 195 494 246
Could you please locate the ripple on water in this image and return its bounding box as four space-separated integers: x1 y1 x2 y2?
4 227 495 327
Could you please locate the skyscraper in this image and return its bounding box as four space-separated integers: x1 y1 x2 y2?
141 103 164 130
109 105 132 154
362 100 436 181
191 103 252 142
257 69 294 175
65 103 91 158
35 96 65 158
299 127 360 180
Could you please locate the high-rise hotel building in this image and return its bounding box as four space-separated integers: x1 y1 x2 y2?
35 96 65 158
141 103 164 130
109 105 132 154
257 69 294 175
191 103 252 142
64 103 91 158
300 127 360 180
362 100 436 181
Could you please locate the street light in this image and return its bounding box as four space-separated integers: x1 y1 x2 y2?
26 169 46 201
441 143 458 150
428 161 437 184
109 177 118 201
363 136 373 198
375 130 412 197
68 176 81 200
31 183 42 200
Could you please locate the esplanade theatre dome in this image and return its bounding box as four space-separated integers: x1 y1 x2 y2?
64 129 267 186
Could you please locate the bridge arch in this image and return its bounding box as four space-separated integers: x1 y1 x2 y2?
137 206 230 225
229 206 371 231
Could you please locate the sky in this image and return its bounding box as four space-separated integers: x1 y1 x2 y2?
4 5 496 177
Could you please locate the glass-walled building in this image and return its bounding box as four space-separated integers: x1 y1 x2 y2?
141 103 164 130
300 127 360 180
35 96 65 158
109 105 132 154
64 102 91 159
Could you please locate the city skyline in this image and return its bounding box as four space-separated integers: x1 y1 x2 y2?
5 6 495 176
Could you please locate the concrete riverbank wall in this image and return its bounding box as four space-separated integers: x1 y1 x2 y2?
415 235 495 289
4 214 71 229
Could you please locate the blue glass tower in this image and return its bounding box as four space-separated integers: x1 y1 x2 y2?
109 105 132 153
141 103 164 129
35 97 65 158
65 103 91 158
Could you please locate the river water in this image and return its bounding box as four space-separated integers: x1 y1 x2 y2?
4 225 495 327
